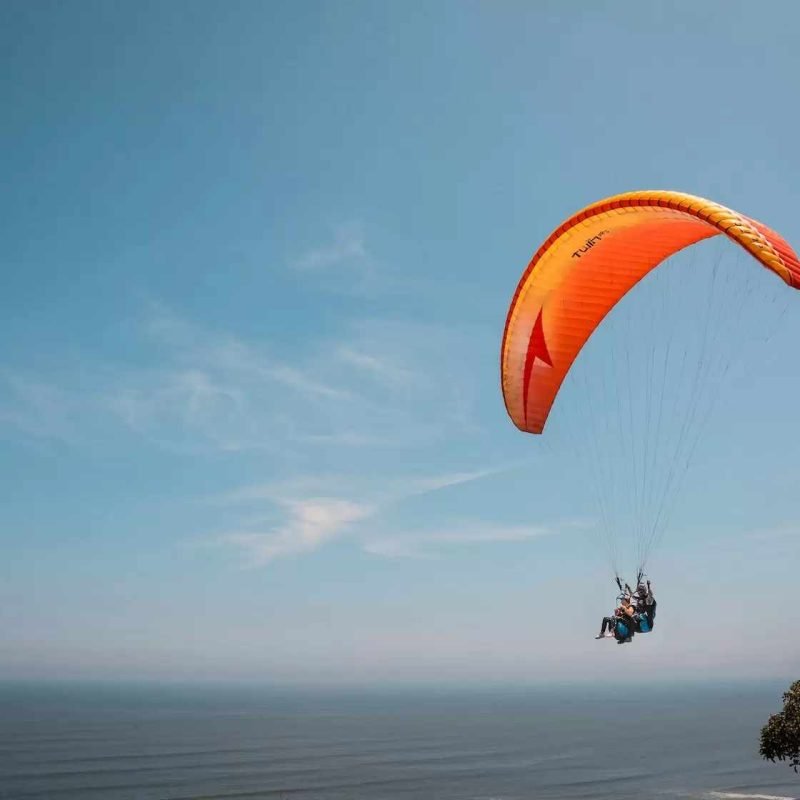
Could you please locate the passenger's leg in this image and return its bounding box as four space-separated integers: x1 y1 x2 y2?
599 616 615 635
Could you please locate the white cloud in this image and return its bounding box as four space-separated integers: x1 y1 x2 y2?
128 310 475 454
219 497 374 566
362 522 556 559
334 346 414 387
746 523 800 541
98 312 389 453
293 223 367 272
212 463 538 565
0 372 81 444
213 463 518 513
0 302 521 568
143 308 351 401
397 466 515 498
264 363 352 400
290 221 439 300
0 305 485 461
295 431 401 447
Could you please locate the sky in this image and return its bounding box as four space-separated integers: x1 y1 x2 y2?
1 0 799 686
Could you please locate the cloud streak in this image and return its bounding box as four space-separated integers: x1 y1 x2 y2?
362 522 555 559
0 372 83 444
219 497 374 566
334 346 414 387
127 310 477 454
213 462 518 512
293 223 367 272
0 301 518 570
746 523 800 541
212 462 539 566
0 303 485 459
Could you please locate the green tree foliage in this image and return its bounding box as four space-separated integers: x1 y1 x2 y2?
760 680 800 773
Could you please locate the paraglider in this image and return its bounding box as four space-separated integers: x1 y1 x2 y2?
596 577 656 643
500 190 800 638
501 190 800 435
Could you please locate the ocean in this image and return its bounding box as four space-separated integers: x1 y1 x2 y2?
0 681 797 800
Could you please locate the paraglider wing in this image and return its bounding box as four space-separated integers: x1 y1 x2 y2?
501 190 800 434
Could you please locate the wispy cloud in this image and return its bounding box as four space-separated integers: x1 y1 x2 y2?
219 497 374 566
746 523 800 541
396 466 517 499
293 223 367 272
0 373 80 444
143 306 351 401
334 346 414 387
0 303 484 460
212 462 532 565
0 301 514 568
295 431 401 447
125 310 475 454
290 222 432 299
213 463 518 512
362 522 555 559
133 313 434 450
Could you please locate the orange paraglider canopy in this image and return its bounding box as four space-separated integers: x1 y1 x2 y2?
500 190 800 434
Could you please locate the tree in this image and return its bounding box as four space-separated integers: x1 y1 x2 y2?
760 680 800 773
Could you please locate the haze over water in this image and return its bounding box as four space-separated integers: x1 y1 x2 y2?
1 681 797 800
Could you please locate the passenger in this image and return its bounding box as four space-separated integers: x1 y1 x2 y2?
596 595 636 641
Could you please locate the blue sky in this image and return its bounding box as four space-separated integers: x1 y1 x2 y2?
2 0 799 685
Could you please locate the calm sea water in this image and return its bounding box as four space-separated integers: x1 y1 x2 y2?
0 681 797 800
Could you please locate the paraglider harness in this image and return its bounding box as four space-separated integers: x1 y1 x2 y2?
615 573 656 635
611 577 635 642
